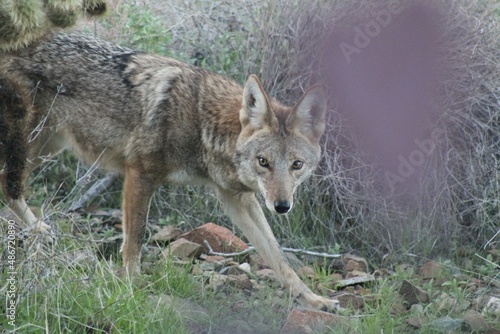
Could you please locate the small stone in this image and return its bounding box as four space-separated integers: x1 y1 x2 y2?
483 296 500 317
281 307 349 333
163 238 204 260
226 274 253 290
248 254 270 271
399 280 429 306
191 264 203 275
151 225 183 243
332 291 364 310
296 266 316 280
406 316 424 328
256 268 278 282
209 273 228 291
419 261 444 279
200 261 216 272
435 293 456 313
410 304 424 314
224 265 249 276
343 254 369 272
464 310 490 332
238 262 251 274
425 317 463 333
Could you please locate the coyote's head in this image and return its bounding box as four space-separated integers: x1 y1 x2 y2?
236 75 326 214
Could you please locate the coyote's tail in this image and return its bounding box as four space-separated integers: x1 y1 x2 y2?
0 75 30 200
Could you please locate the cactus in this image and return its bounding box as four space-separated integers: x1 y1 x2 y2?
0 0 107 51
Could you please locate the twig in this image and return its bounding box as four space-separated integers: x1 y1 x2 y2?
203 240 342 258
68 174 117 212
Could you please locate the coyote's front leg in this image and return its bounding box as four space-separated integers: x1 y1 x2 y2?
217 189 340 312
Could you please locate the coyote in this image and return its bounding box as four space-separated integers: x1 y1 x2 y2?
0 31 338 311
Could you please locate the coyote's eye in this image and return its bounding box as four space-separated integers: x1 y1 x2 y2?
258 156 269 168
292 160 303 170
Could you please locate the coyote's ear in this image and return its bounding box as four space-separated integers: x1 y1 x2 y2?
240 75 275 130
287 86 327 143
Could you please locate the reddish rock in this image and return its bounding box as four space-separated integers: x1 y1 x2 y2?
419 261 444 279
281 307 349 333
343 254 369 272
332 291 364 310
180 223 248 253
296 266 316 280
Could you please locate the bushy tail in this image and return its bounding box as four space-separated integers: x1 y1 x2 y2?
0 75 30 200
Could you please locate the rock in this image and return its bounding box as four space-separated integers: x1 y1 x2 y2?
226 274 253 290
410 304 424 314
209 273 228 291
248 254 270 271
399 280 429 306
151 225 183 243
406 316 424 328
483 296 500 317
296 266 316 280
191 264 203 275
180 223 248 253
391 297 408 316
163 238 204 260
332 291 364 310
419 261 444 279
434 292 470 313
223 265 250 276
238 262 251 274
464 310 490 332
256 268 278 283
342 254 369 272
425 317 463 333
199 261 216 272
281 307 349 333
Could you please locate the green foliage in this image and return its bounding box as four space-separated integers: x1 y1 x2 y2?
98 2 172 55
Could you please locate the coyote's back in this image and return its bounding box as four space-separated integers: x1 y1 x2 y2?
0 30 339 311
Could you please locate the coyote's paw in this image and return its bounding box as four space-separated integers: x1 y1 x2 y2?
300 292 341 313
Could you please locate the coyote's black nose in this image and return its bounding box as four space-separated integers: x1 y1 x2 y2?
274 201 290 214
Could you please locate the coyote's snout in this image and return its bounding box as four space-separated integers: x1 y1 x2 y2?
0 31 339 311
